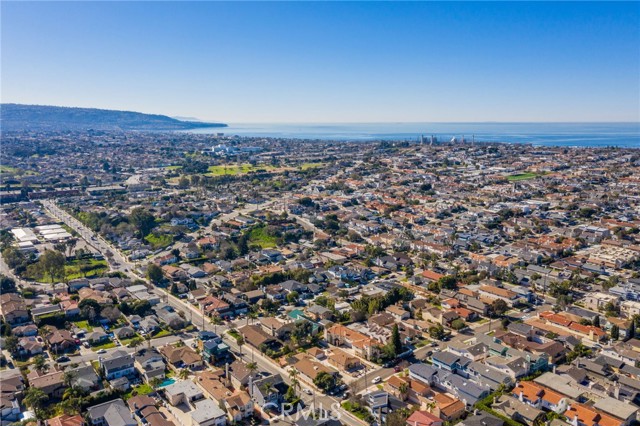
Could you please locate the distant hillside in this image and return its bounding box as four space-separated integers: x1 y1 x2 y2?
0 104 227 131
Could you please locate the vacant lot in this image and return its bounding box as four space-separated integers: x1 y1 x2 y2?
507 172 540 181
207 163 278 176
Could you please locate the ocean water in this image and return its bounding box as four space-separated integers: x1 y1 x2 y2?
187 122 640 147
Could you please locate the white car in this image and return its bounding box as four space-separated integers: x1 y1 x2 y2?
96 349 107 354
372 376 382 384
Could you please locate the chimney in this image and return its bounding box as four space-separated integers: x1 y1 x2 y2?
225 362 230 387
552 365 556 374
519 391 524 402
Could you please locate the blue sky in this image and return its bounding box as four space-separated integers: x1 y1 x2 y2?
2 1 639 123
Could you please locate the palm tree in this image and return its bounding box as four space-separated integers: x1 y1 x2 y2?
23 387 48 413
178 368 190 380
247 362 258 380
150 377 163 388
210 315 222 333
247 311 258 326
398 382 409 400
128 337 143 349
288 368 300 398
63 370 76 387
33 355 48 373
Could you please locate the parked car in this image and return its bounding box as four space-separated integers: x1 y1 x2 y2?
56 356 70 363
96 349 107 354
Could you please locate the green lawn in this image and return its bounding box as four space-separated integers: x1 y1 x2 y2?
73 320 94 331
151 329 173 339
300 162 325 170
207 163 277 176
0 165 19 174
145 233 173 249
124 383 154 399
91 340 117 351
25 258 108 283
507 172 541 181
247 226 278 248
64 259 108 281
119 334 142 346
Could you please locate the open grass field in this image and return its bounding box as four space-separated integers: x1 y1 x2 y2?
248 226 278 248
299 162 326 170
207 163 278 176
145 233 173 249
0 165 19 173
25 258 108 283
507 172 543 181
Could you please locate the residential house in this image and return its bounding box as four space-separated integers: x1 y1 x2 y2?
87 399 137 426
159 344 203 370
327 348 362 372
406 411 443 426
28 370 65 399
163 380 204 406
0 293 29 325
494 395 545 426
135 348 166 382
100 350 135 380
190 399 227 426
223 391 253 422
325 324 381 360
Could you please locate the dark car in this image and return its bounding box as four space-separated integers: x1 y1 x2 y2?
56 356 70 363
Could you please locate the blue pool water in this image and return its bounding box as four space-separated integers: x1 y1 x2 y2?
158 378 176 388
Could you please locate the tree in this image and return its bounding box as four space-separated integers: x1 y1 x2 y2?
79 298 101 320
428 324 446 340
436 275 458 290
63 370 77 387
129 207 156 237
179 368 190 380
0 275 16 293
33 354 48 373
247 362 258 379
2 247 25 270
391 324 402 356
4 335 18 354
39 250 66 283
128 337 144 348
398 382 409 396
566 343 592 362
491 299 509 317
147 263 163 284
450 319 466 331
292 320 313 348
611 324 620 340
289 367 300 398
23 387 48 413
592 315 600 328
65 238 78 258
313 371 335 393
286 291 299 305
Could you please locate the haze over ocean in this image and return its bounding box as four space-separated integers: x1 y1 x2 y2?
188 122 640 148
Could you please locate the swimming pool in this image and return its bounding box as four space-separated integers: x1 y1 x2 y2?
158 378 176 388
